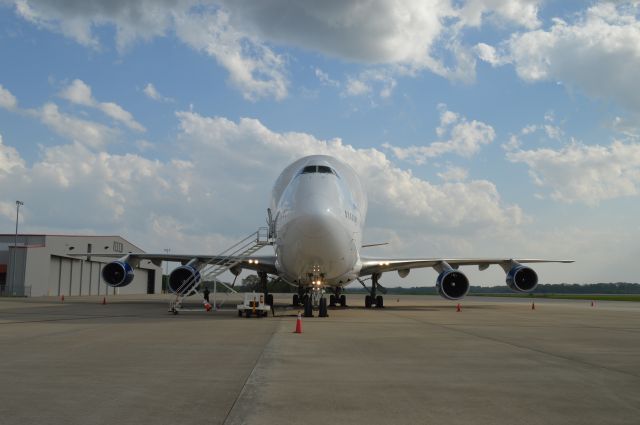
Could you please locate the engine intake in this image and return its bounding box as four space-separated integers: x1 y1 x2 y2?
102 261 134 287
506 265 538 292
168 265 201 295
436 269 470 300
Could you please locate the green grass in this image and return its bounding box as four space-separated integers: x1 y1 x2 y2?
471 293 640 302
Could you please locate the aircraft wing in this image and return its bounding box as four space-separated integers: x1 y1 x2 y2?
359 257 574 276
72 253 278 275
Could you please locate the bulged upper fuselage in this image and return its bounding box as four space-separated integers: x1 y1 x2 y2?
270 155 367 287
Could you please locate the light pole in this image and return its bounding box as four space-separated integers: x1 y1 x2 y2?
10 200 23 296
163 248 170 275
163 248 170 294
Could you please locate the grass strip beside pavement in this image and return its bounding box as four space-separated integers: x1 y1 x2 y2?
472 293 640 302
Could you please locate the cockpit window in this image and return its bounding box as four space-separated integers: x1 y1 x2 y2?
299 164 338 176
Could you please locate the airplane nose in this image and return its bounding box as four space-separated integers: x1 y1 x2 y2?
295 193 339 238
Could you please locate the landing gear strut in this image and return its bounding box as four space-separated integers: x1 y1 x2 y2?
365 273 384 309
329 287 347 307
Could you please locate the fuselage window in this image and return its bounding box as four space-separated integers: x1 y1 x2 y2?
301 165 317 174
318 165 333 174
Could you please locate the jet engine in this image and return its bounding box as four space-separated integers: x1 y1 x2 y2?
168 265 201 295
436 269 470 300
101 261 134 287
506 264 538 292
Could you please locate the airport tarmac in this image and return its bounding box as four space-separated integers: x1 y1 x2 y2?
0 294 639 425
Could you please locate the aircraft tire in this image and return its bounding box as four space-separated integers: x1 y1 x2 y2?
340 294 347 307
365 295 372 308
329 295 336 307
376 295 384 308
304 297 313 318
292 294 299 306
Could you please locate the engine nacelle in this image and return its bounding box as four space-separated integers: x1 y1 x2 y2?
168 265 201 295
506 265 538 292
102 261 134 288
436 269 470 300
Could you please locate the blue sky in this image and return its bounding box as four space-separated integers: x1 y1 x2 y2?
1 1 639 286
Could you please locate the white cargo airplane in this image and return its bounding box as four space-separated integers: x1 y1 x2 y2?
101 155 572 317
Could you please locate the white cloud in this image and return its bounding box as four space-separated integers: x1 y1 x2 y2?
344 78 371 97
342 69 397 98
0 133 25 174
507 140 640 205
39 102 118 149
173 8 288 101
438 165 469 182
0 84 18 110
59 78 93 105
459 0 542 29
59 79 146 132
6 0 548 99
0 112 521 265
479 3 640 114
314 68 339 88
143 83 172 102
12 0 179 51
175 111 521 229
384 105 495 164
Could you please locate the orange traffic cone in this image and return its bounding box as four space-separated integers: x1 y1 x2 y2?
531 302 536 310
456 303 461 312
294 312 303 334
102 297 106 305
204 302 212 312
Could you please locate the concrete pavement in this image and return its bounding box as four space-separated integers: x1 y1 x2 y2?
1 294 638 424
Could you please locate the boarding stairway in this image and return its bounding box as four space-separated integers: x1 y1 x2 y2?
168 227 272 313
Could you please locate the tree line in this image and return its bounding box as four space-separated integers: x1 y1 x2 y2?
194 276 640 295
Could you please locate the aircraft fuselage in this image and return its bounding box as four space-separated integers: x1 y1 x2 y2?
270 155 367 287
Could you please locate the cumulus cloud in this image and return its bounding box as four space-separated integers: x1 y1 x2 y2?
143 83 172 102
173 8 288 101
478 2 640 114
0 133 25 174
5 0 548 100
39 102 118 149
59 79 146 132
438 165 469 182
384 105 495 164
12 0 180 51
0 84 18 110
342 69 397 98
175 111 521 229
0 111 522 265
458 0 542 29
507 140 640 206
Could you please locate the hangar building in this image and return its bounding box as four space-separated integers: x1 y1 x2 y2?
0 234 162 297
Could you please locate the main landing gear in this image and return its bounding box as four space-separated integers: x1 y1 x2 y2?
365 273 384 309
329 287 347 307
